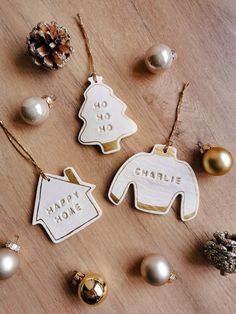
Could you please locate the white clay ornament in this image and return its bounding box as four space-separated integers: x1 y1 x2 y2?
78 75 137 154
0 123 102 244
109 82 200 221
33 167 102 243
108 144 199 221
76 14 137 154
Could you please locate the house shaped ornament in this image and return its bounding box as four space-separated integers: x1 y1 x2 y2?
32 167 102 243
78 76 137 154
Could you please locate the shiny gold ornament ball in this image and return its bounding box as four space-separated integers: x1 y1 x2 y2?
201 145 233 176
75 272 108 305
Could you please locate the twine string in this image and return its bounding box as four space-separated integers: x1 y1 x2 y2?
0 121 48 180
163 82 190 152
76 13 97 82
14 234 20 243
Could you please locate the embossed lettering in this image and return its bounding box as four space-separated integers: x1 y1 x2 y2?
55 203 61 210
46 191 80 216
75 203 82 211
107 124 112 131
73 191 79 198
46 206 54 215
68 207 76 216
134 168 182 185
96 113 111 121
98 124 113 133
94 101 108 109
98 125 106 133
60 198 66 207
62 212 69 219
67 195 72 202
53 203 83 224
176 177 181 184
54 215 63 223
150 171 155 179
142 169 149 177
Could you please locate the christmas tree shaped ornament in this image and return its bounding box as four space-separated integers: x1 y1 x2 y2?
108 83 200 221
76 14 137 154
0 122 102 244
0 236 20 280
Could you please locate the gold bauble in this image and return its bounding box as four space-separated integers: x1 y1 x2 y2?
76 272 108 305
201 145 233 176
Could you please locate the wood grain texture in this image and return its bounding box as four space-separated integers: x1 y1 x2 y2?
0 0 235 313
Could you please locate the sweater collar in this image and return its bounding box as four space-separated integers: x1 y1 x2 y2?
152 144 177 158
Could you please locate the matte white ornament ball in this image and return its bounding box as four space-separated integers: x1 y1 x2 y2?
145 44 177 73
0 241 20 280
140 254 176 286
20 95 55 125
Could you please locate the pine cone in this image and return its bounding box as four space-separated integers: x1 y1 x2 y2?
204 231 236 275
27 21 74 69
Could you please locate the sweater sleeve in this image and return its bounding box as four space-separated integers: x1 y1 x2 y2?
108 157 136 205
180 163 199 221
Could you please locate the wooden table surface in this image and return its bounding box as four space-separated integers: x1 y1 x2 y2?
0 0 236 313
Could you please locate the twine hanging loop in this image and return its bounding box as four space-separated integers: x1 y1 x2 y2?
163 82 189 153
0 121 49 180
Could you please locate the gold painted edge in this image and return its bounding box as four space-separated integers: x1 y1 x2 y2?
110 193 120 204
152 146 176 157
64 168 80 185
102 140 119 152
137 201 168 212
183 212 196 220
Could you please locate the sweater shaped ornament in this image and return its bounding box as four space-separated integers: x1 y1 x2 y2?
33 167 102 243
108 144 199 221
78 76 137 154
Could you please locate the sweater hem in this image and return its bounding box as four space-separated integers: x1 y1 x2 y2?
137 201 168 212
